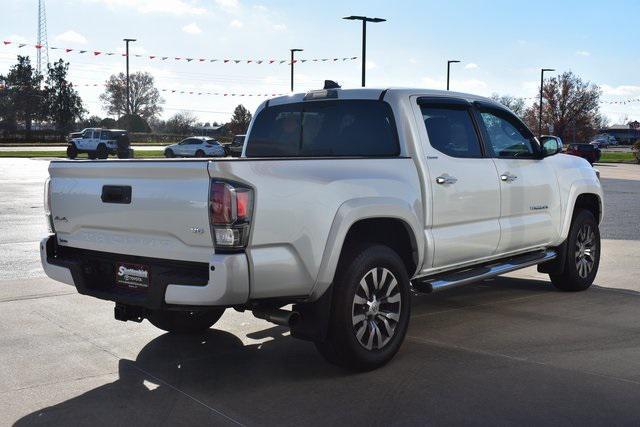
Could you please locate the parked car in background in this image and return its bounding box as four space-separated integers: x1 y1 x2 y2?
540 135 563 152
164 137 226 158
590 134 617 147
226 134 246 157
67 128 132 159
567 143 601 164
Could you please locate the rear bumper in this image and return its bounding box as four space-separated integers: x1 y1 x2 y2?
40 236 249 309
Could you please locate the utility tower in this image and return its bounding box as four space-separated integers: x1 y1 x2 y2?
37 0 49 73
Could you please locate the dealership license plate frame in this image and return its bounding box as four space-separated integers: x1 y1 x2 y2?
115 262 151 290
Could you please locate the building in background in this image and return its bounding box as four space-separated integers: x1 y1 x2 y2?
599 123 640 144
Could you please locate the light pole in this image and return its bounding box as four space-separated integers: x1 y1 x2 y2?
446 60 460 91
123 38 136 115
290 48 303 92
539 68 555 137
343 15 386 87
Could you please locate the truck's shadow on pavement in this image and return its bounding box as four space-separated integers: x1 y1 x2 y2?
14 277 640 426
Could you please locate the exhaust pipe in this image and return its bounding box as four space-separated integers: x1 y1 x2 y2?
252 308 301 327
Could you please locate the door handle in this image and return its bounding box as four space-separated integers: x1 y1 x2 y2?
500 172 518 182
436 175 458 185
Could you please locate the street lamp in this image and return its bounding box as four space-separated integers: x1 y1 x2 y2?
290 48 303 92
123 38 137 115
539 68 555 137
446 60 460 91
342 15 386 87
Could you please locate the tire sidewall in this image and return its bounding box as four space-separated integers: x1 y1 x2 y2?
565 210 600 286
67 144 77 159
332 244 411 369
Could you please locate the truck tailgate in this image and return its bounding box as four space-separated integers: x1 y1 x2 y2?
49 160 213 262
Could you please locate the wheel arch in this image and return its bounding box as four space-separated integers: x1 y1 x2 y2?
560 183 603 240
309 197 423 301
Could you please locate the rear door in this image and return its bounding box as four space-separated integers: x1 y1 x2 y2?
476 105 561 253
417 98 501 268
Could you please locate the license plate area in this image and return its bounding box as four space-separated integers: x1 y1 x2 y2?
115 262 150 290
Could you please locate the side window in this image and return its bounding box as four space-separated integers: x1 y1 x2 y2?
479 110 537 159
421 106 482 158
179 139 189 145
101 131 110 140
83 130 92 139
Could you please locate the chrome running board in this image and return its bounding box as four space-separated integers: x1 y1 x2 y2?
412 250 557 294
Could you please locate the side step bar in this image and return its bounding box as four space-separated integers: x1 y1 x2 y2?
412 250 557 294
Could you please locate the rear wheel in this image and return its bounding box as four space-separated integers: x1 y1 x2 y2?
315 244 410 371
148 308 225 334
66 144 77 159
550 209 600 291
195 149 205 158
117 149 131 159
96 144 108 159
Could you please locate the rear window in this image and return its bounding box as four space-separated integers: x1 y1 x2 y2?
245 100 399 157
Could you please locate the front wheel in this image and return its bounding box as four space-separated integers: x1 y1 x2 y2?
165 148 175 158
315 244 411 371
195 150 205 158
147 308 225 334
550 209 600 291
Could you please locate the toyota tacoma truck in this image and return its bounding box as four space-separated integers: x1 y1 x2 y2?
41 86 603 371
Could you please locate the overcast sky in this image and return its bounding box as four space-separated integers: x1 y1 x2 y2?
2 0 639 124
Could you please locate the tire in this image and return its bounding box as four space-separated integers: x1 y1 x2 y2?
550 209 600 291
96 144 108 159
147 308 225 334
66 144 77 159
117 149 131 159
195 150 205 158
165 148 175 158
315 244 411 371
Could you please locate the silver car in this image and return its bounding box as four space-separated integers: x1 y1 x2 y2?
164 137 226 158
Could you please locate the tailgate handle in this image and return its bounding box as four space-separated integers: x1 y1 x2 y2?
101 185 132 204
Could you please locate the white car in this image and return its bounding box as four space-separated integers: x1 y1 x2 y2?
42 87 603 371
67 128 131 159
164 137 226 158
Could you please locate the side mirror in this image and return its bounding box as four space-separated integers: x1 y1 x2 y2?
542 138 561 157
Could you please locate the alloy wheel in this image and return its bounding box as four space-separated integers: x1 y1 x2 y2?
352 267 402 350
575 224 597 278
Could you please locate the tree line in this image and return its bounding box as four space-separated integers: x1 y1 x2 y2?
1 55 605 143
0 55 252 138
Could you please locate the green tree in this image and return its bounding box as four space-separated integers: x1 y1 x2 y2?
523 71 604 142
99 72 164 120
44 59 85 135
227 104 252 135
1 56 45 131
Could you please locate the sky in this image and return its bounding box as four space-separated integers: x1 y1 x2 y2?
1 0 640 124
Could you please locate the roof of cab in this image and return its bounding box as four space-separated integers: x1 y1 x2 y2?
265 87 502 108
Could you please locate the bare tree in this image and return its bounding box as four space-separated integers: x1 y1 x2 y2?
523 71 603 142
100 72 164 120
165 111 198 134
490 93 526 118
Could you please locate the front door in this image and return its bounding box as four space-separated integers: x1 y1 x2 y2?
476 105 561 253
417 98 501 268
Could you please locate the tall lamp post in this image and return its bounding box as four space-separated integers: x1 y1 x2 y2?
446 60 460 91
290 48 303 92
342 15 386 87
539 68 555 137
123 38 136 115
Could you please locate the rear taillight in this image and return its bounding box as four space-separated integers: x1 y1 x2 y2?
44 178 55 233
209 181 253 250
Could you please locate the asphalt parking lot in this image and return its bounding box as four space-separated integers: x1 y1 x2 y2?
1 158 639 425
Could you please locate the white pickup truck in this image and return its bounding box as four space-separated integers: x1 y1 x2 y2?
41 87 603 371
